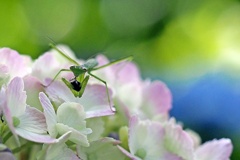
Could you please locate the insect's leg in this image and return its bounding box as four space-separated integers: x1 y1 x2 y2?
92 56 133 71
44 69 71 87
78 75 89 98
87 72 115 112
49 43 79 65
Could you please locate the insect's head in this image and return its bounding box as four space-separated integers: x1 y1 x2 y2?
70 66 86 77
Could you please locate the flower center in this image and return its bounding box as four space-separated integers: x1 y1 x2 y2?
135 148 147 159
13 117 20 127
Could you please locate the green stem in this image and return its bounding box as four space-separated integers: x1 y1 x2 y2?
12 141 33 154
2 131 12 143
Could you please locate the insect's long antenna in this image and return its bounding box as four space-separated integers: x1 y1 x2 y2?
87 72 116 112
92 56 133 71
49 43 79 66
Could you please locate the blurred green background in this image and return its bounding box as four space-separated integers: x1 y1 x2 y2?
1 0 240 158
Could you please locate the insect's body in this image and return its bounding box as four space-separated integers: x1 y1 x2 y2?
69 78 81 92
47 43 132 111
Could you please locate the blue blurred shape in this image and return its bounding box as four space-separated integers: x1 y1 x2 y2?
170 73 240 138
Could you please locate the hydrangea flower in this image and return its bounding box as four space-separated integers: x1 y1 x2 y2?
0 77 58 145
118 115 233 160
39 92 92 147
0 45 234 160
93 55 172 120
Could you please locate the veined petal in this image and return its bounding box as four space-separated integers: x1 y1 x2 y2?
141 81 172 117
39 92 58 137
195 138 233 160
129 115 166 160
6 77 26 117
15 128 57 144
17 106 47 134
56 123 90 147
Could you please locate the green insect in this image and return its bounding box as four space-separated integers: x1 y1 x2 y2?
47 44 133 110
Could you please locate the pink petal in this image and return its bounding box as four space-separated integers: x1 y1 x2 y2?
195 138 233 160
6 77 26 117
94 55 115 85
0 48 31 79
141 80 172 117
46 81 115 118
39 92 58 137
112 61 141 84
164 119 194 160
78 84 115 118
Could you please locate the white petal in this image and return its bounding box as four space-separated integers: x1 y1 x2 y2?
39 92 58 137
117 82 143 112
15 128 57 144
39 131 80 160
77 138 127 160
6 77 26 117
23 76 44 111
86 117 104 141
56 123 90 147
129 115 166 160
195 138 233 160
57 102 88 132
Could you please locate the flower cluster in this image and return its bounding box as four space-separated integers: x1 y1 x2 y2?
0 45 233 160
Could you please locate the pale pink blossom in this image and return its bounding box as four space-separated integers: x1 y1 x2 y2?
0 77 58 145
0 48 31 86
